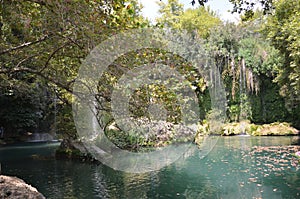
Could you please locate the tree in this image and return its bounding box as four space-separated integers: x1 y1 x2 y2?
205 15 290 123
191 0 274 16
263 0 300 111
157 0 221 38
0 0 144 91
257 0 300 127
178 7 221 38
160 0 274 18
0 0 145 137
157 0 184 29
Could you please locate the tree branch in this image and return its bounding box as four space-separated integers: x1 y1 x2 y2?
39 41 71 73
0 35 50 55
0 67 73 93
15 54 39 68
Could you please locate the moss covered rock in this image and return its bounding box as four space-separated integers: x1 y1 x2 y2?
200 121 299 136
249 122 299 136
55 139 96 162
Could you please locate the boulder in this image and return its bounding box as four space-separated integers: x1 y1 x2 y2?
0 175 45 199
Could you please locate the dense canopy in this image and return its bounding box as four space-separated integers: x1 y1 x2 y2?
0 0 299 142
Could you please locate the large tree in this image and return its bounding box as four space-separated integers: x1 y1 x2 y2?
0 0 144 91
0 0 145 137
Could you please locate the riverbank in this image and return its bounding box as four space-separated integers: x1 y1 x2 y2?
54 121 299 160
0 133 57 146
1 121 298 162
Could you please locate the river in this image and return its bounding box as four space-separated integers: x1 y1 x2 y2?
0 136 299 199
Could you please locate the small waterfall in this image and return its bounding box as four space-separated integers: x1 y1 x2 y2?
231 56 236 99
88 99 100 141
53 90 57 139
239 58 248 135
27 133 54 142
92 101 98 137
239 58 248 121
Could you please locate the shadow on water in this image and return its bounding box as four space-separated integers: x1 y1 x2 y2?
0 136 299 199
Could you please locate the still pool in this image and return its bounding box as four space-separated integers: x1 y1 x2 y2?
0 136 299 199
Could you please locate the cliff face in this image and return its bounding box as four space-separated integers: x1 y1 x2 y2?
0 175 45 199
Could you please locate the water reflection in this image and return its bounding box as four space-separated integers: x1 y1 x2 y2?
0 137 299 198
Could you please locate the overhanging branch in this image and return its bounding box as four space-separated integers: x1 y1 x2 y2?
0 67 73 93
0 35 50 55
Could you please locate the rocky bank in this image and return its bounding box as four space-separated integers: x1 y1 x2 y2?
0 175 45 199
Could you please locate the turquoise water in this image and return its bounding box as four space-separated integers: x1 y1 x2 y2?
0 137 299 199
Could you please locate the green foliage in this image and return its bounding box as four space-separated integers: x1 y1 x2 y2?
206 18 292 125
1 0 299 144
239 38 267 75
0 0 147 138
157 0 221 38
178 7 221 38
263 0 300 111
249 76 289 124
0 78 50 135
157 0 184 28
56 104 76 139
97 48 203 128
190 0 274 19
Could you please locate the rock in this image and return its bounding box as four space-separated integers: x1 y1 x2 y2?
58 139 88 154
250 122 299 136
133 119 197 146
221 121 250 136
105 118 198 148
215 121 299 136
0 175 45 199
56 139 96 162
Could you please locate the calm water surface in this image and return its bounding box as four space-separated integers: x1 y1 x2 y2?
0 136 299 199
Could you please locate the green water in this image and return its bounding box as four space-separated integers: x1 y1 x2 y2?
0 136 299 199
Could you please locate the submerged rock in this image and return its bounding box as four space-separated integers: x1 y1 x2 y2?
0 175 45 199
